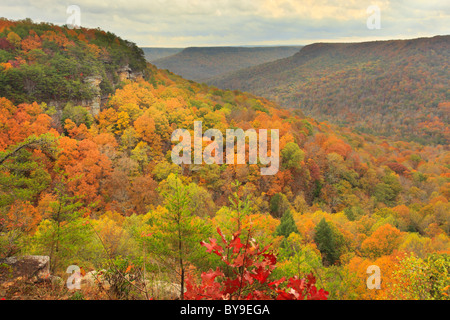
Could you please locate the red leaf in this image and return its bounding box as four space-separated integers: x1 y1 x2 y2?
201 267 223 285
232 254 245 267
251 266 271 284
217 227 227 244
229 236 244 253
276 291 294 300
201 238 222 256
263 253 277 266
268 277 286 288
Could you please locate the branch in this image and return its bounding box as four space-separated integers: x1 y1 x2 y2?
0 136 57 166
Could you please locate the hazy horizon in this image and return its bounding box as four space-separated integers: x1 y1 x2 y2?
2 0 449 47
139 33 449 49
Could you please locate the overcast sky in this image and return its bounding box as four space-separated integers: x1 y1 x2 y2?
1 0 449 47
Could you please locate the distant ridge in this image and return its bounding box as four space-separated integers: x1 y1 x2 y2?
151 46 302 82
207 35 450 144
141 47 184 62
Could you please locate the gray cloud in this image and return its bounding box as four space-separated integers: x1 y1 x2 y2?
0 0 448 46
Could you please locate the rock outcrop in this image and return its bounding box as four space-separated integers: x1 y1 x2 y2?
84 75 103 116
0 255 50 280
47 64 144 119
83 64 143 117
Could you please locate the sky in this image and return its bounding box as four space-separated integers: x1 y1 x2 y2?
1 0 449 47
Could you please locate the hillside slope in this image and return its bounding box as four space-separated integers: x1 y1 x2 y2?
0 18 148 116
152 46 302 82
207 36 450 145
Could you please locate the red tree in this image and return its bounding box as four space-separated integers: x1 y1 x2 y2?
185 228 328 300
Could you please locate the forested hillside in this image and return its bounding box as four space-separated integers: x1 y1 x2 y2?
0 18 147 111
208 36 450 145
152 46 302 82
0 19 449 300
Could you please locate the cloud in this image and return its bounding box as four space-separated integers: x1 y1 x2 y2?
0 0 448 46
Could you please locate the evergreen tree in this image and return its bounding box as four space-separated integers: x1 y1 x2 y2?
31 177 93 273
143 174 211 299
269 192 290 218
275 209 299 238
314 218 340 266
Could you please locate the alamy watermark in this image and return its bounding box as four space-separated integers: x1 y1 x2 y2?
366 265 381 289
366 5 381 30
66 265 82 290
171 121 279 175
66 5 81 29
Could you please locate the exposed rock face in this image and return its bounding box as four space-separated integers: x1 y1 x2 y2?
118 65 132 82
0 255 50 280
46 64 144 120
148 280 183 300
84 75 103 116
130 71 144 81
78 269 182 299
118 64 144 81
83 65 142 117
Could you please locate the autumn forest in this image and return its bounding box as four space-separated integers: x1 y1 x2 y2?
0 18 449 301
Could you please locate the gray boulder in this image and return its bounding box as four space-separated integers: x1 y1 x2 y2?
0 255 50 280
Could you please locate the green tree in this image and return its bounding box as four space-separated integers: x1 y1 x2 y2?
0 134 57 207
143 174 211 299
314 218 341 266
61 103 94 128
275 209 299 238
275 233 322 280
228 180 252 233
281 142 304 170
374 171 402 206
269 192 290 218
30 178 93 273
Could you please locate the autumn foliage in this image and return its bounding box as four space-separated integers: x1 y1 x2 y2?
0 19 449 301
185 228 328 300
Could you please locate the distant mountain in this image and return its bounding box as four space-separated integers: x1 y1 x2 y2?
141 47 184 62
207 36 450 145
151 46 302 82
